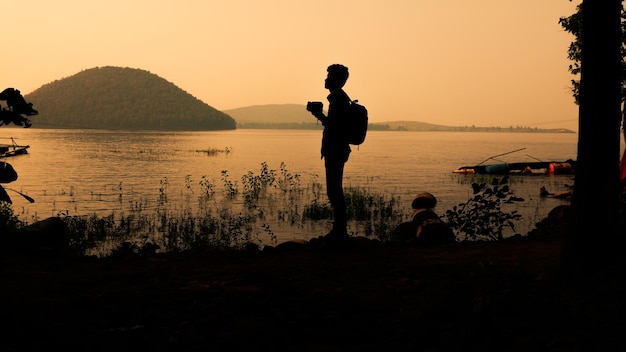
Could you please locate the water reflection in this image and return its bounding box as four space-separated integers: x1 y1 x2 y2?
2 128 577 243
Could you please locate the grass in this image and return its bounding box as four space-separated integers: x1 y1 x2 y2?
18 161 403 256
2 162 549 257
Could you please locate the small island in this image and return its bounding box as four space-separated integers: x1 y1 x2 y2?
25 66 236 131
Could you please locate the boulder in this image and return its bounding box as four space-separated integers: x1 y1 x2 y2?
3 217 71 256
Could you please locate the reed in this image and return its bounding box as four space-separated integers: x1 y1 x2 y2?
1 162 535 256
195 146 233 156
46 162 408 256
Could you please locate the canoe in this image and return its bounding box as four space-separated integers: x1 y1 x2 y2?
453 161 575 175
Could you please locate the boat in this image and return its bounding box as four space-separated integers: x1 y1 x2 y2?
453 161 575 175
0 137 29 158
452 147 575 175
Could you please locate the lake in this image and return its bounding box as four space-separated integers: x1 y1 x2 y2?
2 128 579 244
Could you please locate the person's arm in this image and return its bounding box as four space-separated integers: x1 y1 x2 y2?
313 111 328 125
306 102 327 125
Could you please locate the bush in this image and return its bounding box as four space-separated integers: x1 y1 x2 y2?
443 176 524 241
0 201 21 233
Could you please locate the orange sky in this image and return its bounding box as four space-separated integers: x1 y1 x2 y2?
5 0 580 130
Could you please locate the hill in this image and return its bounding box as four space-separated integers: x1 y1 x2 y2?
224 104 312 124
224 104 324 129
382 120 576 133
225 105 574 133
25 66 236 131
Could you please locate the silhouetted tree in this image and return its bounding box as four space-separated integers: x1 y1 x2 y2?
561 0 623 275
559 2 626 126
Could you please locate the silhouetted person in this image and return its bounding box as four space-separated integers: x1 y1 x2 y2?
307 64 351 244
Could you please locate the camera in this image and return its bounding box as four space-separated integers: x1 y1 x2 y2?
306 101 323 114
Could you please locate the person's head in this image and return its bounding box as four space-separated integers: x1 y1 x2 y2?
325 64 349 90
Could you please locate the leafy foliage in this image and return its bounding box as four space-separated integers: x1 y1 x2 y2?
559 4 626 105
443 176 524 241
242 161 277 204
0 200 21 232
25 66 236 130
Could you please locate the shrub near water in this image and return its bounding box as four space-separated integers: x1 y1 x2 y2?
443 176 524 241
0 201 22 233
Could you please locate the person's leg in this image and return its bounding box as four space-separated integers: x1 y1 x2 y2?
325 157 347 235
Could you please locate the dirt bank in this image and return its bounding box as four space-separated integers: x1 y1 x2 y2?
1 234 625 352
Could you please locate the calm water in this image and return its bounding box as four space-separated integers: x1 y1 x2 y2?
2 128 579 242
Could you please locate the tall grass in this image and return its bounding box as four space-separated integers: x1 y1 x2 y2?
2 162 541 256
46 162 406 256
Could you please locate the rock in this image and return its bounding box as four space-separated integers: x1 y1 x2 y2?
527 205 570 239
3 217 71 255
411 192 437 210
273 239 308 251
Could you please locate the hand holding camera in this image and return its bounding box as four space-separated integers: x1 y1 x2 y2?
306 101 323 117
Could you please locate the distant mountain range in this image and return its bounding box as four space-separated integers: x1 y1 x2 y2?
21 66 574 133
225 104 312 124
225 104 575 133
224 104 323 130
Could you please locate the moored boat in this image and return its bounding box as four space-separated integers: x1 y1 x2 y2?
452 147 575 175
453 160 575 175
0 137 29 158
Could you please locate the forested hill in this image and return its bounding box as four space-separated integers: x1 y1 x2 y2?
225 104 312 124
25 66 236 131
224 104 323 129
225 105 575 133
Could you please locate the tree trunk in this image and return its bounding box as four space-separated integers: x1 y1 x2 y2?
563 0 623 276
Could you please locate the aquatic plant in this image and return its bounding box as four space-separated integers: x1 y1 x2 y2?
62 211 134 255
221 170 239 198
242 161 276 205
159 177 169 204
195 146 232 156
276 162 301 193
344 186 404 240
443 176 524 241
52 162 531 257
302 185 404 240
198 175 216 199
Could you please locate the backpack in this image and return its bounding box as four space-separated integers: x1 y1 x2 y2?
345 97 368 145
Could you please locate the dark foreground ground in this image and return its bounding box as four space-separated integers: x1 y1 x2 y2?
1 228 626 351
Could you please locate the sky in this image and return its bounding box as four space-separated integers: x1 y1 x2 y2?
5 0 580 131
